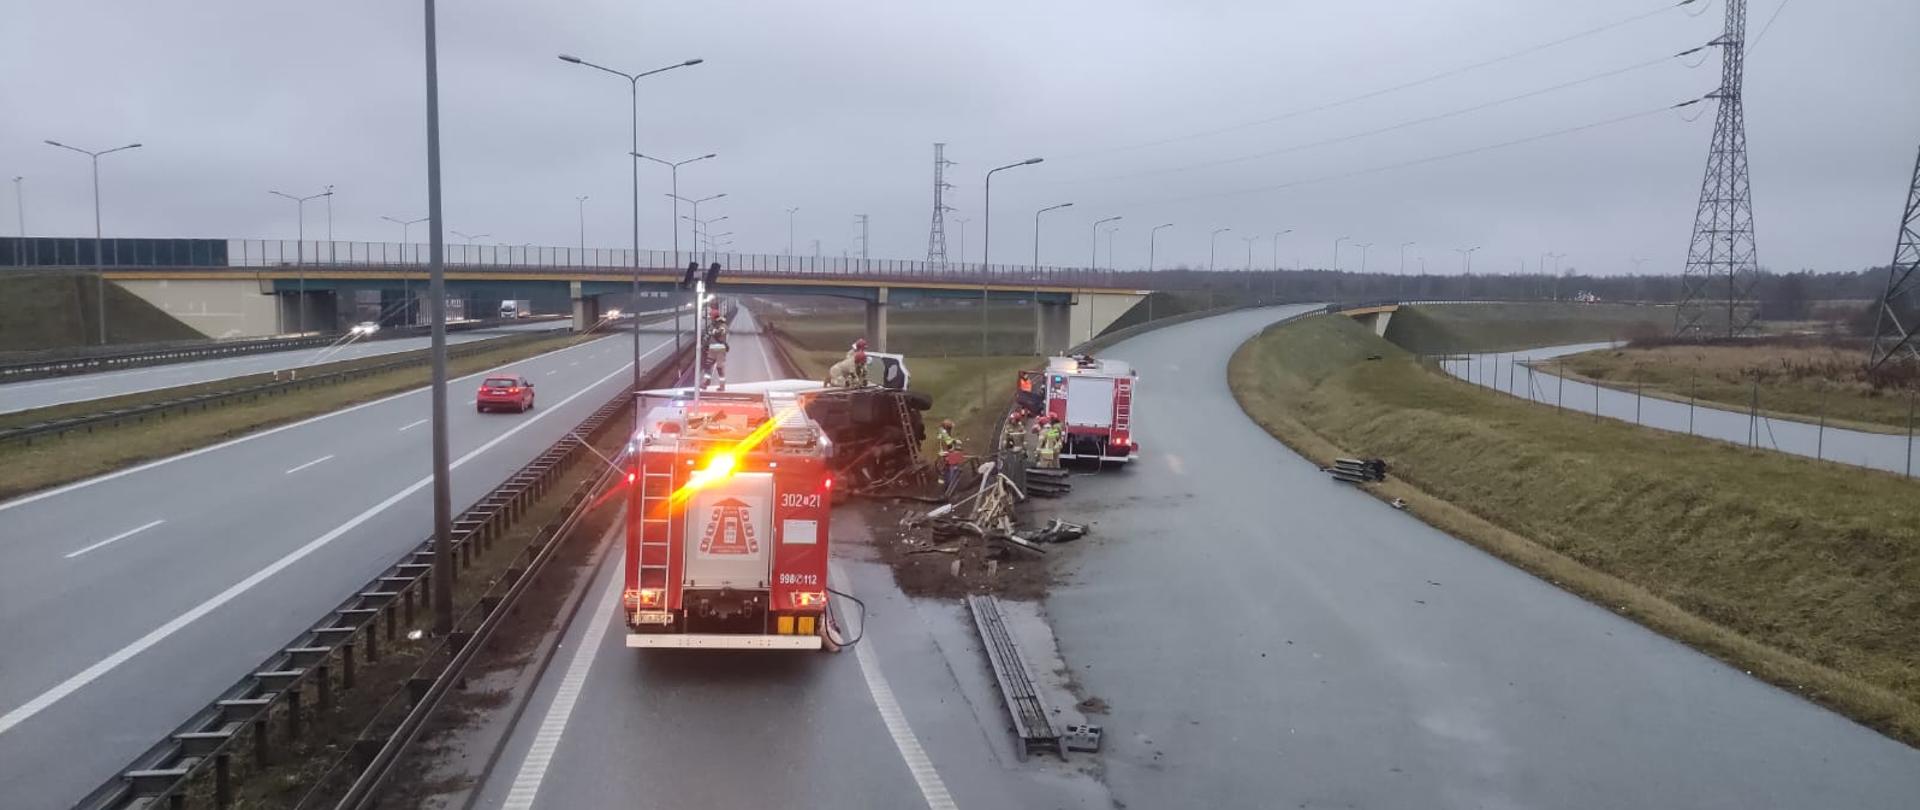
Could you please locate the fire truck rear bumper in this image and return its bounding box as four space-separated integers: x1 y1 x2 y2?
626 633 823 650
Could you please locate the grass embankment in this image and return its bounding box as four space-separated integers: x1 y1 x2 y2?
0 331 597 501
1558 342 1918 434
0 273 203 351
749 302 1039 456
1228 314 1920 746
1383 302 1672 354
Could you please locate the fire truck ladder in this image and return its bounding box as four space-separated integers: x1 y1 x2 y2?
637 462 675 598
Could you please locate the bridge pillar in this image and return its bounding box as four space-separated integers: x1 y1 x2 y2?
865 287 890 352
1035 298 1072 356
569 281 600 332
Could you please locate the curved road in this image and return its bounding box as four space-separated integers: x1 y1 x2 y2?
0 319 573 415
0 326 674 808
1038 306 1919 809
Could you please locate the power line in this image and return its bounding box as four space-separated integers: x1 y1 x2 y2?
1112 94 1709 210
1747 0 1790 54
1056 45 1708 188
1061 0 1705 161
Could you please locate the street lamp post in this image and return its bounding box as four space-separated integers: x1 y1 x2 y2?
270 187 333 333
955 217 969 267
557 52 702 401
1271 229 1293 300
324 184 336 265
382 215 430 324
1090 215 1121 271
10 176 22 238
982 157 1043 369
1455 245 1481 273
667 193 725 254
1399 241 1415 274
1149 223 1174 321
1333 235 1350 272
785 207 800 259
1209 227 1231 272
634 151 716 266
1356 242 1372 273
44 140 141 344
1034 202 1073 276
574 195 588 260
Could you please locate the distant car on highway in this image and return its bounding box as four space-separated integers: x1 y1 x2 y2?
350 321 380 335
476 375 535 413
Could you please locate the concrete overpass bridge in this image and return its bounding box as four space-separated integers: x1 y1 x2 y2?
4 236 1146 353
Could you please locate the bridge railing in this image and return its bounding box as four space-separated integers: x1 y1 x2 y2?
222 239 1135 288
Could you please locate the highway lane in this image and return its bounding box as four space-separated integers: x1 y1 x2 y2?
0 328 675 809
1440 342 1918 476
1039 307 1920 809
0 318 572 415
472 311 1106 810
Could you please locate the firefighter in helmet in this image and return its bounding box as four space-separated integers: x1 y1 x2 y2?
1037 416 1064 469
936 418 963 498
1003 408 1028 454
702 311 730 391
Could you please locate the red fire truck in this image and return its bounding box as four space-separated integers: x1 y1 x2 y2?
623 388 835 649
1018 354 1140 464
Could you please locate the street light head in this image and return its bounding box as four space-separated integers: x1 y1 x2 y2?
683 58 704 66
558 54 583 63
1022 158 1044 165
700 153 717 159
126 143 143 149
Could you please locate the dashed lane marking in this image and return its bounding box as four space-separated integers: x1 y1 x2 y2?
65 520 165 560
500 571 621 809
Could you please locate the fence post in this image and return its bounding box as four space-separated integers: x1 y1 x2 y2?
1635 382 1642 425
1593 375 1599 422
1907 390 1915 479
1509 357 1516 393
1748 378 1759 448
1816 387 1826 461
1556 362 1563 413
1688 372 1697 435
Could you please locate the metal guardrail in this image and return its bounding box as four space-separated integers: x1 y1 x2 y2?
0 332 553 446
966 594 1065 760
72 341 687 810
0 316 567 384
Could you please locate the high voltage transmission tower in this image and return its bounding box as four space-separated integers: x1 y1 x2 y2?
1676 0 1760 338
926 142 956 269
1868 146 1920 371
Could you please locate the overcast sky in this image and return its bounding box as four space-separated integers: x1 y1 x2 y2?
3 0 1916 276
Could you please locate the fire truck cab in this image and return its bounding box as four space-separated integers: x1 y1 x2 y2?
1019 354 1140 464
624 389 835 649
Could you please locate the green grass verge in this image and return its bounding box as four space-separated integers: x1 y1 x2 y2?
1556 343 1919 435
0 273 203 351
1228 314 1920 746
1382 302 1673 354
0 332 592 502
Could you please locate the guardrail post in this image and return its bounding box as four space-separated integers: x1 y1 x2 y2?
286 687 302 741
342 641 357 689
389 599 401 641
318 662 333 711
253 718 271 765
214 752 232 808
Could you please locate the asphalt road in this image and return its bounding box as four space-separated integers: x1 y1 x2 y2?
1036 306 1920 809
0 319 573 415
1440 342 1918 476
0 327 676 809
471 311 1106 810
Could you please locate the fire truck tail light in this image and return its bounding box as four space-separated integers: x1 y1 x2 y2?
790 591 827 608
823 476 833 490
626 472 636 484
637 588 662 607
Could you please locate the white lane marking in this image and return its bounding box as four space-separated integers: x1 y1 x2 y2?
544 370 557 376
830 562 957 810
0 350 660 736
501 572 622 810
0 335 629 514
398 418 428 432
283 454 335 475
64 520 166 559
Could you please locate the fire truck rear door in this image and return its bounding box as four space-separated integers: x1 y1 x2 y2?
1065 376 1116 428
684 473 775 589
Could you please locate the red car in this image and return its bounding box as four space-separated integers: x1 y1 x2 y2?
477 375 535 413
